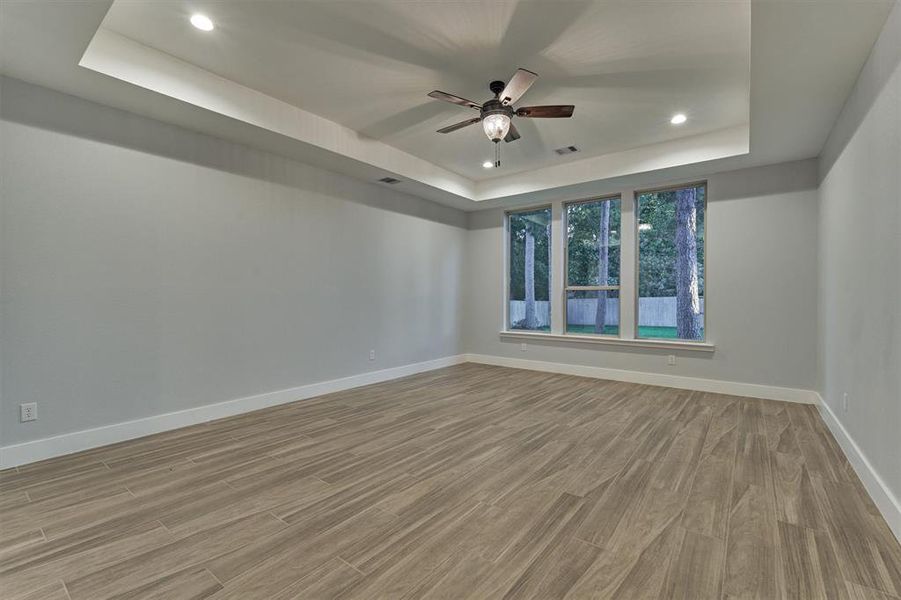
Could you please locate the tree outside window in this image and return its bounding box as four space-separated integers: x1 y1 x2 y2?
637 184 706 340
565 198 621 336
507 207 551 330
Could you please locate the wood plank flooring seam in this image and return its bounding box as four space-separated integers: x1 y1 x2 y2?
0 364 897 600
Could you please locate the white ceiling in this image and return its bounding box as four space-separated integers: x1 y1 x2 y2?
0 0 895 210
100 0 751 181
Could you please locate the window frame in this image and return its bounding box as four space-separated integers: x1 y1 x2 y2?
633 181 708 343
562 194 622 338
504 204 553 332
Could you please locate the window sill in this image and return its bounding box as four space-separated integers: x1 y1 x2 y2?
499 330 716 353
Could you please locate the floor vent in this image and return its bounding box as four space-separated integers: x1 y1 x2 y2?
378 176 402 184
554 145 580 155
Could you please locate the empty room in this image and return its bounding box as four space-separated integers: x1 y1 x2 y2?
1 0 899 598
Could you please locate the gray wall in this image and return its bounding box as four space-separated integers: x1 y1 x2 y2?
817 2 901 503
464 160 820 390
0 78 467 446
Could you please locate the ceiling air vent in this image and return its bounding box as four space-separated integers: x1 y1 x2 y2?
378 176 401 184
554 145 580 156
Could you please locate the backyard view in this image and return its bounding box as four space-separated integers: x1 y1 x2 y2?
637 185 705 340
508 184 705 341
565 198 621 335
508 207 551 330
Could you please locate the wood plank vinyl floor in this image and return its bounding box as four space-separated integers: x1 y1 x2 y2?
1 364 899 599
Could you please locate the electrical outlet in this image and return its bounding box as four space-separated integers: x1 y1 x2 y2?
667 355 676 366
20 403 37 422
520 343 527 352
843 392 849 412
369 349 376 361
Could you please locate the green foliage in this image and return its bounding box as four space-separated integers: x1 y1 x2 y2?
508 208 551 301
507 187 706 307
637 186 705 297
566 199 621 286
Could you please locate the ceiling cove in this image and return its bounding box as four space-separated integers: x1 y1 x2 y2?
2 0 893 209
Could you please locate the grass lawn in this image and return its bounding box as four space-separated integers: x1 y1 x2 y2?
637 326 705 339
566 325 620 336
638 326 678 339
512 324 704 340
565 325 704 339
510 325 551 332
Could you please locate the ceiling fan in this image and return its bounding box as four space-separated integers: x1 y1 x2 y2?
428 68 574 165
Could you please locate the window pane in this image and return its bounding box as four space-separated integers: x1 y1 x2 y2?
637 184 705 340
566 198 621 287
566 290 619 336
508 207 551 331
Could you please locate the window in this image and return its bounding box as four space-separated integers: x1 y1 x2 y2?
507 206 551 331
636 183 706 341
500 181 711 348
564 197 621 336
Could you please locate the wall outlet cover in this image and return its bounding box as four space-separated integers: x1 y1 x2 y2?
20 403 37 422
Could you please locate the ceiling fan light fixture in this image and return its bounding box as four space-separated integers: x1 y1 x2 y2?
482 160 494 169
427 69 575 159
482 113 511 142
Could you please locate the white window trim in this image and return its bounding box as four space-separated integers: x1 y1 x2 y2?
562 195 622 338
504 205 553 332
634 181 708 343
502 180 713 351
499 330 715 352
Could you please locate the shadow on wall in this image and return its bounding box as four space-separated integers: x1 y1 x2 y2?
466 158 819 232
0 76 467 229
819 3 901 180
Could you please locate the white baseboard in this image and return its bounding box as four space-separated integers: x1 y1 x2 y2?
815 393 901 542
0 355 466 469
468 354 899 541
464 354 818 404
5 352 895 544
0 352 822 470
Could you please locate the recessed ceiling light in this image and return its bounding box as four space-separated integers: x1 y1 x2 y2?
670 113 687 125
190 14 214 31
482 161 494 169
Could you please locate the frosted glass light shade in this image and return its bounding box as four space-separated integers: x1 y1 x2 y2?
482 113 511 142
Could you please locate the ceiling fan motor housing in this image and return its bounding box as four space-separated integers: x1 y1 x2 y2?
481 99 514 120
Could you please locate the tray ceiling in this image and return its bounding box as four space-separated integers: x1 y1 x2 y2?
99 0 750 181
1 0 894 209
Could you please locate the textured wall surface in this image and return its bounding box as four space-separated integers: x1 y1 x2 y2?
817 2 901 506
1 78 467 445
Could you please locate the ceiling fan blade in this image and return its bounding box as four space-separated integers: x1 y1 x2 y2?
436 117 481 134
499 68 538 105
504 123 521 143
427 90 482 110
516 105 575 118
